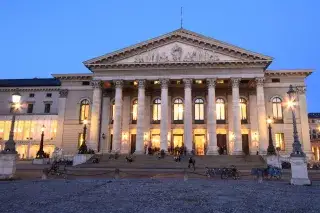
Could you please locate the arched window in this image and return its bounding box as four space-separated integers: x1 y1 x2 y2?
194 98 204 122
272 97 283 120
79 99 90 123
173 98 183 122
216 98 225 121
132 99 138 123
153 98 161 122
240 98 247 121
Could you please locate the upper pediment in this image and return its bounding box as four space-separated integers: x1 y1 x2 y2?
84 28 273 69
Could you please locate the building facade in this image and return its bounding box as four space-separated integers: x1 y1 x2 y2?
309 113 320 161
0 29 313 158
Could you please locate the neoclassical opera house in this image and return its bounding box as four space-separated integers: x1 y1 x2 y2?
0 28 313 158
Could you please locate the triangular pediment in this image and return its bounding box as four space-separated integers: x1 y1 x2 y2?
83 28 273 67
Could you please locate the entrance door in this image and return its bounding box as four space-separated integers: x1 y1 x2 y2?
217 134 227 155
242 134 249 155
173 134 183 148
130 134 136 154
194 134 205 155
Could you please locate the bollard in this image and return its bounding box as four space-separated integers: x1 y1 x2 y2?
183 170 188 182
114 168 120 180
42 168 49 180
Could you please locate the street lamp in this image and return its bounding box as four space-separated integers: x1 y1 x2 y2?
2 90 21 154
287 85 305 157
78 119 88 154
36 125 46 158
267 116 276 155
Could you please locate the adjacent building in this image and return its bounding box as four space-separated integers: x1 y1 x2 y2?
309 113 320 161
0 28 313 158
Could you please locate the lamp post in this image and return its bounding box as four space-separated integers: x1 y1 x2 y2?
287 85 305 157
2 91 21 154
78 119 88 154
267 116 276 155
36 125 46 158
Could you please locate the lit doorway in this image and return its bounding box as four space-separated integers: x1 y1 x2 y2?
130 134 136 154
173 134 183 148
194 134 205 155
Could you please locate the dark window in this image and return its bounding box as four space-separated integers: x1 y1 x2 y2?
44 103 51 113
82 81 90 86
46 93 52 98
272 78 280 83
29 93 35 98
240 80 249 84
27 104 33 113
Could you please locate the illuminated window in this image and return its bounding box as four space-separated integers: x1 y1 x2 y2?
78 133 84 148
240 98 247 121
275 133 285 151
173 98 183 121
152 98 161 122
132 99 138 123
79 99 90 123
195 80 203 84
217 80 224 84
133 81 138 86
151 134 160 148
272 97 283 120
154 80 160 85
194 98 204 121
216 98 225 120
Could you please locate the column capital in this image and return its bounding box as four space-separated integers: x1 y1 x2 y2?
296 86 306 94
206 78 217 88
183 79 193 89
91 80 103 89
137 79 146 89
113 80 124 89
59 89 69 98
160 79 169 89
231 78 241 88
255 77 265 87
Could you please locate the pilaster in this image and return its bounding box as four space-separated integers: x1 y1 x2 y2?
100 91 111 153
56 89 68 150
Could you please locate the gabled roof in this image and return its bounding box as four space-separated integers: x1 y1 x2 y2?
0 78 61 87
83 28 273 68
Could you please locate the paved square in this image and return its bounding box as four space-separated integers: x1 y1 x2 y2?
0 179 319 213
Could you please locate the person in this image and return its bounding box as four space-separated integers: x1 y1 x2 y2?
188 157 196 171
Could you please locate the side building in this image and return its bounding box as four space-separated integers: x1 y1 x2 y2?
309 113 320 161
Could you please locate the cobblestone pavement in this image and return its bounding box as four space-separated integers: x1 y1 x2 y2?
0 179 319 213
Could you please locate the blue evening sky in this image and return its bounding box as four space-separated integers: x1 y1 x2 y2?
0 0 319 112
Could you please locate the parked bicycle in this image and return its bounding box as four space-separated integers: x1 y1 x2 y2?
221 165 240 180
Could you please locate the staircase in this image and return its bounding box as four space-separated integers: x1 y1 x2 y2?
77 154 266 170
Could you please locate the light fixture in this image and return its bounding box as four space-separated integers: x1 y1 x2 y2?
41 125 45 132
267 116 273 124
83 119 88 125
12 91 21 104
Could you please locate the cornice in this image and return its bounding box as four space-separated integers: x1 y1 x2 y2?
0 87 60 92
265 70 313 77
52 74 92 81
88 60 270 70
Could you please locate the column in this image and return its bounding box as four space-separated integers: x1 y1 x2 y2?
100 91 111 153
231 78 242 155
56 89 68 149
255 77 268 154
135 80 146 154
112 80 123 153
183 79 193 152
206 78 218 155
249 92 259 155
297 86 312 157
227 92 234 154
160 79 169 151
88 80 102 152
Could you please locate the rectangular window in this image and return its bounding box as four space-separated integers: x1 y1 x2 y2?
153 81 160 85
29 93 35 98
195 80 203 84
217 80 224 84
275 133 285 151
152 105 161 121
272 78 280 83
82 81 90 86
46 93 52 98
44 104 51 113
195 104 204 120
27 104 33 113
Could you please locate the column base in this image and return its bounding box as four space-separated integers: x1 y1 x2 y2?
206 149 219 155
232 150 244 155
290 156 311 186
